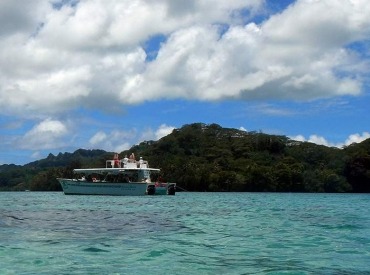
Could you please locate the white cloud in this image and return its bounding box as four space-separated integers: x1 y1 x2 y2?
17 118 68 150
0 0 369 119
88 124 175 153
344 132 370 146
114 142 132 154
307 135 330 146
31 151 42 160
89 131 107 146
155 124 175 140
139 128 156 142
0 0 369 164
290 135 305 142
290 132 370 147
88 129 136 152
0 0 50 36
290 134 331 146
37 0 262 50
250 103 295 116
125 0 370 103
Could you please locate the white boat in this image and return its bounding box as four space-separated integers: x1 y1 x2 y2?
57 155 176 196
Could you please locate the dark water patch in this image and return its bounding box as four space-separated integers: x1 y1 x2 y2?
309 267 370 275
5 215 25 220
147 248 171 258
42 240 61 245
83 247 110 253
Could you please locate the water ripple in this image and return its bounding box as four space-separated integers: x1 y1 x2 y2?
1 192 370 274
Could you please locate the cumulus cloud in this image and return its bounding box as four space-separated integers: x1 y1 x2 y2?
290 135 305 142
17 118 68 150
155 124 176 139
88 124 175 153
290 132 370 148
0 0 369 118
37 0 262 50
89 129 136 153
1 0 369 164
307 135 330 147
89 131 108 146
344 132 370 146
0 0 50 36
124 0 370 103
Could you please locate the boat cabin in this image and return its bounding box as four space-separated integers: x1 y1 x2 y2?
74 156 158 184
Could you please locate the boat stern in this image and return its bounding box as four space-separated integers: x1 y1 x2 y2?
146 182 176 195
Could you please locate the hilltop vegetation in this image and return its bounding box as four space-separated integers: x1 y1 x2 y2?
1 123 369 192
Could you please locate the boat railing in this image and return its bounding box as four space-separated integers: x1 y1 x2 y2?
105 158 149 169
126 162 137 168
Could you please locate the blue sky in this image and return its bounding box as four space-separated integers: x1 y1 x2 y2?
0 0 369 165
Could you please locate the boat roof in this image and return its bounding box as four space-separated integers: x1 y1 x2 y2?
74 167 160 174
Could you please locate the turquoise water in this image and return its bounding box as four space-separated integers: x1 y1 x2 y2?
1 192 370 274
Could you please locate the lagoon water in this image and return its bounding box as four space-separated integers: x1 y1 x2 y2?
1 192 370 274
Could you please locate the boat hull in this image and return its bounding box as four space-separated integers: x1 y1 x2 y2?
57 179 175 196
58 179 148 196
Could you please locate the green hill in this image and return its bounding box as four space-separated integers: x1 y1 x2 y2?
1 123 369 192
0 149 113 191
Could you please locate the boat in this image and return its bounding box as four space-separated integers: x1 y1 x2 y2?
57 154 176 196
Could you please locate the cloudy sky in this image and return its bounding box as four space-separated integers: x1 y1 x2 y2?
0 0 369 165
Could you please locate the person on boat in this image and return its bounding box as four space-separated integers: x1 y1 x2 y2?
129 153 135 161
113 153 120 167
123 155 128 166
139 157 144 166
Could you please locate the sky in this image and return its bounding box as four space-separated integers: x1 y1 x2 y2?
0 0 369 165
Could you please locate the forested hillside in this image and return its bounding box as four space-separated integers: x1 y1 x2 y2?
1 123 369 192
